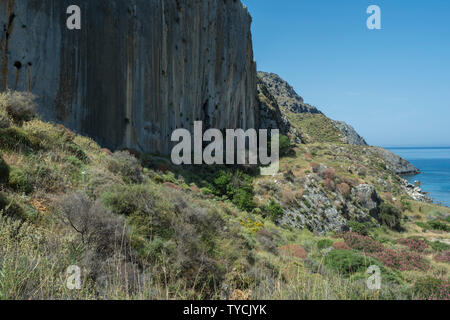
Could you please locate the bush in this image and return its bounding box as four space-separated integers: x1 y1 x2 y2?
434 251 450 263
343 232 383 253
413 277 450 300
428 241 450 252
213 170 233 196
0 107 10 128
337 183 351 198
0 192 26 220
332 242 350 250
232 187 256 212
317 239 334 250
0 155 9 185
0 91 36 124
58 192 127 255
427 220 450 232
107 151 143 184
0 127 36 152
324 250 379 276
8 167 33 194
213 170 256 212
280 244 307 259
278 134 292 156
378 202 403 231
397 238 428 253
343 232 429 271
347 220 370 236
374 248 429 271
263 200 283 222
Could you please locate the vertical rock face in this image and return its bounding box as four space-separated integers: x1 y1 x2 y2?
1 0 258 154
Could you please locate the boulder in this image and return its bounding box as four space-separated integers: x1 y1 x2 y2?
352 184 382 217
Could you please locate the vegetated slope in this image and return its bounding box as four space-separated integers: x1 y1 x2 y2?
1 91 449 300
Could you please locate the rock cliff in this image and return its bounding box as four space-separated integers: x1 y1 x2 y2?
332 120 368 146
1 0 258 154
257 71 321 114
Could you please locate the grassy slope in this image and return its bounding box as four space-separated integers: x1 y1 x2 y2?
0 99 449 300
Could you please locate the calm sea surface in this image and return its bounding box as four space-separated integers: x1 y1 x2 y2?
387 147 450 207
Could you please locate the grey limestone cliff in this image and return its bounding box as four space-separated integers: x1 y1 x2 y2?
257 71 321 114
1 0 258 154
332 120 368 146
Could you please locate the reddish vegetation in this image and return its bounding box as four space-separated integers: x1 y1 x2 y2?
163 182 181 191
323 168 335 180
374 248 429 271
280 244 307 260
337 183 351 197
332 242 350 250
434 251 450 263
311 162 320 173
305 152 313 161
191 185 201 193
397 238 428 253
384 192 393 202
323 178 335 191
343 232 429 271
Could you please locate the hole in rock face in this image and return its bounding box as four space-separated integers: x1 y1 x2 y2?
14 61 22 70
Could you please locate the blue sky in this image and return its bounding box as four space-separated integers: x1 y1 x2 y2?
242 0 450 147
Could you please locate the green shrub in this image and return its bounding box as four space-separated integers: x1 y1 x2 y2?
413 277 448 300
0 127 36 152
263 200 283 222
348 220 370 236
232 187 256 212
213 170 233 196
0 91 36 124
378 202 403 231
0 155 9 185
324 250 380 276
277 134 292 156
107 151 143 184
66 143 88 163
427 220 450 232
0 107 10 129
416 221 429 230
212 170 256 212
428 240 450 252
317 239 334 250
0 192 26 220
416 220 450 232
8 167 33 194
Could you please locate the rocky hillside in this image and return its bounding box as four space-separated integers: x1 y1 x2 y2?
1 0 258 155
332 121 368 146
257 71 419 175
258 72 321 114
1 92 449 300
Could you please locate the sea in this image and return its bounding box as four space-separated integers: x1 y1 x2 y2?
387 147 450 208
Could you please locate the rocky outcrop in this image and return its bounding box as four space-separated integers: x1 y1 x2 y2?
1 0 258 155
257 72 321 114
352 184 382 217
401 179 431 203
332 120 368 146
257 76 291 136
371 147 420 175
